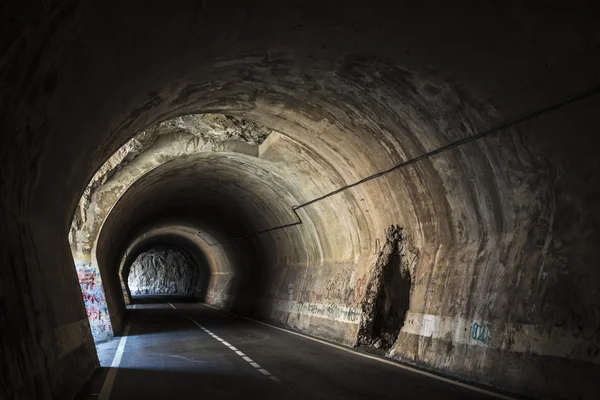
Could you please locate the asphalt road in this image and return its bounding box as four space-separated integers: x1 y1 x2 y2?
90 297 507 400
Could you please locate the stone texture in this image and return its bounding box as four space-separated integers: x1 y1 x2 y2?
357 225 418 349
128 247 198 296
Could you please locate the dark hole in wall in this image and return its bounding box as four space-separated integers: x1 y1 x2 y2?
357 225 414 350
371 248 412 349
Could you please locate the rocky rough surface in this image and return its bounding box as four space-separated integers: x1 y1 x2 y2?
128 247 199 296
70 114 272 243
357 226 418 349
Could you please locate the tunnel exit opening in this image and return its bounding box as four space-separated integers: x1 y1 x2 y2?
358 226 415 350
126 245 200 298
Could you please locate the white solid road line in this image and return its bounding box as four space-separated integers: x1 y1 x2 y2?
201 303 516 400
166 301 282 384
99 304 136 400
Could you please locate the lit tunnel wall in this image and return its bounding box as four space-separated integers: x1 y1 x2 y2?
96 150 310 330
1 2 599 400
68 113 268 340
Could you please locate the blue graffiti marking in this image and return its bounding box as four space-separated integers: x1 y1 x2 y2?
471 322 491 345
75 262 92 267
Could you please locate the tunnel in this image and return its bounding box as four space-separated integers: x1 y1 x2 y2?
1 2 599 399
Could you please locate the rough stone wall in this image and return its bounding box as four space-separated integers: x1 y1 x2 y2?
241 84 600 399
128 247 198 296
387 108 600 397
357 226 417 349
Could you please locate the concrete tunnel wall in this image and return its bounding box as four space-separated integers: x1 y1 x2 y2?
118 226 231 305
0 2 599 399
99 187 263 334
68 113 268 340
95 150 307 313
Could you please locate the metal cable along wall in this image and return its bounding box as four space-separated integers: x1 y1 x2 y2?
207 84 600 246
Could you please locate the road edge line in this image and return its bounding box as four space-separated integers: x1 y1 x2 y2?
98 304 136 400
200 303 516 400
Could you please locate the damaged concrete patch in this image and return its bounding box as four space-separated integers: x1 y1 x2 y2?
357 225 418 350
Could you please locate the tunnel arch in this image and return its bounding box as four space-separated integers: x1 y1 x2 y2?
1 3 599 399
69 113 273 339
125 244 201 297
116 222 247 309
118 230 214 304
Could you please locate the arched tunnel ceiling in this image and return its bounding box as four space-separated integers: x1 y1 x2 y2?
69 113 273 258
118 223 246 302
94 132 371 326
98 152 305 253
1 3 599 400
119 229 214 284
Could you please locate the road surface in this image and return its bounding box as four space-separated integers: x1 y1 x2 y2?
84 297 510 400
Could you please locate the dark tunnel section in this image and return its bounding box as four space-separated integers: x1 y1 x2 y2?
94 152 295 336
99 211 263 336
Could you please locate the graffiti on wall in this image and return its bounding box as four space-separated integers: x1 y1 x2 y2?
259 267 370 327
76 262 113 341
297 272 369 307
325 274 368 304
269 299 361 323
471 321 491 345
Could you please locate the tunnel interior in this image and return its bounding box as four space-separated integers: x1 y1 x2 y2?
117 233 212 304
1 2 600 400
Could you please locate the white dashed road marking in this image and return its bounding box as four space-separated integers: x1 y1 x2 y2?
166 301 281 384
